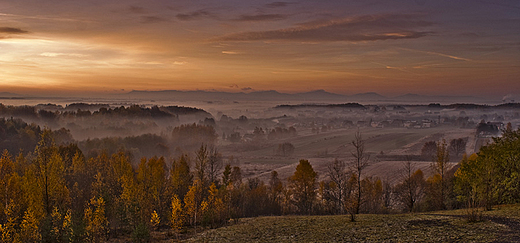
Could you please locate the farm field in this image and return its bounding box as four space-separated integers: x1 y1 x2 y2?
224 126 476 182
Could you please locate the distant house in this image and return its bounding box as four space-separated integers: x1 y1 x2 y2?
403 121 414 128
422 122 432 128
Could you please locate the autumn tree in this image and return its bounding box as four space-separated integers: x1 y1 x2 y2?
360 176 383 213
184 180 204 231
456 128 520 210
201 183 226 227
485 128 520 205
344 173 359 222
136 156 168 227
267 171 283 215
169 154 193 202
18 208 40 243
0 150 22 223
394 160 426 212
227 166 243 220
430 139 450 210
243 178 270 217
170 195 183 238
288 159 317 214
32 130 70 216
84 196 109 243
454 154 488 220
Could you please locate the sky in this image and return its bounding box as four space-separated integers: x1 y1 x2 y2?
0 0 519 98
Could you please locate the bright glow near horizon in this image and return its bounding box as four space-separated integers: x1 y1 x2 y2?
0 0 519 98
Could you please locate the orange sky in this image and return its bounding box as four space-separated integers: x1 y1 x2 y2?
0 0 519 98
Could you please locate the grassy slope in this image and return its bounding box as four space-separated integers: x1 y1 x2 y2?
184 205 520 243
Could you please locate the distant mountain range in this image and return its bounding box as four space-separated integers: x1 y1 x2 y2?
0 92 22 98
0 90 497 104
123 90 493 103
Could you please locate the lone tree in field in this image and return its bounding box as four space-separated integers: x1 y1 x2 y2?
350 131 370 215
448 138 467 160
421 141 437 161
288 159 317 215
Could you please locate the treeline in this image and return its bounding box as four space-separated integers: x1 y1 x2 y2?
0 127 518 241
456 126 520 213
0 118 219 164
0 117 73 154
0 103 211 120
0 132 287 242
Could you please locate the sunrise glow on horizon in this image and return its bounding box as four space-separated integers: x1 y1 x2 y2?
0 0 519 98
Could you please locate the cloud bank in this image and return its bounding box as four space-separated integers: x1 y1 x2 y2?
215 14 433 42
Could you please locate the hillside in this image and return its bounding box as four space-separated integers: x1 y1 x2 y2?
183 205 520 242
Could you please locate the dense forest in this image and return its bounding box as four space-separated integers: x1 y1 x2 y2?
0 116 518 242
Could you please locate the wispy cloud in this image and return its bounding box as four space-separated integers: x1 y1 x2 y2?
265 2 294 8
222 51 241 55
0 27 28 34
234 14 288 22
0 27 29 39
214 14 433 42
40 52 88 58
0 13 94 23
176 10 214 21
399 47 472 61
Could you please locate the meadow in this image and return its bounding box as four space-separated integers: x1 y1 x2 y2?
183 204 520 243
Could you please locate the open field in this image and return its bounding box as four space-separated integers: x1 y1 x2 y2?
224 126 476 183
183 205 520 243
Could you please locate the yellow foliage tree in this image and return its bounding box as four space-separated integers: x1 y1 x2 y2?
170 195 183 236
184 180 204 231
18 208 40 243
150 210 160 230
84 196 109 243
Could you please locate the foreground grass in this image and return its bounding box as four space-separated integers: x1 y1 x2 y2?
184 211 510 242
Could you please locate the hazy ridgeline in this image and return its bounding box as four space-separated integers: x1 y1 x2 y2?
0 101 519 241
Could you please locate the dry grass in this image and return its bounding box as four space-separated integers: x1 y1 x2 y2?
183 211 510 242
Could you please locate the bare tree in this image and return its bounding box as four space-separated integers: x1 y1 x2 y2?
327 158 348 214
448 138 467 160
394 158 426 212
350 131 370 215
208 147 223 186
421 141 437 161
195 144 208 186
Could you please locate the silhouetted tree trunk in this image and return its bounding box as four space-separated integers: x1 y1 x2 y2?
351 131 370 215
